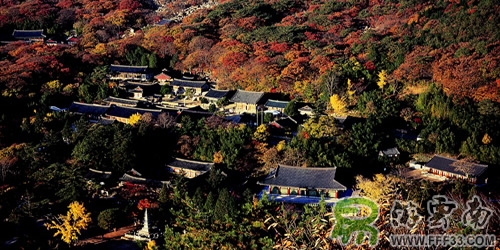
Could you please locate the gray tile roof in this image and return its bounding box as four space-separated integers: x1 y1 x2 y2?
110 64 149 73
167 158 213 172
12 29 45 39
171 78 208 88
299 105 313 112
204 89 234 99
106 106 162 119
425 155 488 177
273 117 298 130
379 147 400 156
103 96 139 106
68 102 109 116
85 168 112 181
258 164 346 190
265 99 289 109
230 90 264 104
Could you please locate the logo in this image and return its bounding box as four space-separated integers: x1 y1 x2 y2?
389 195 496 248
427 195 457 230
330 197 379 246
461 195 494 230
390 200 423 229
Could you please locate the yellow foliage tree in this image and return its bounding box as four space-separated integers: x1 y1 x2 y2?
355 174 398 203
213 151 223 164
347 79 356 100
45 80 63 90
45 201 92 244
377 70 387 89
146 240 157 250
93 43 107 55
276 140 286 152
129 113 141 126
330 94 347 114
302 116 338 138
482 133 492 145
253 124 269 142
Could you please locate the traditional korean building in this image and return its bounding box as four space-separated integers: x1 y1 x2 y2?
154 72 172 85
68 102 110 120
264 99 289 113
298 105 314 116
106 105 162 124
66 36 78 45
102 96 139 107
166 158 213 178
130 86 143 99
378 147 400 158
270 117 299 136
204 89 234 103
170 78 209 95
12 29 45 42
230 90 265 114
258 164 347 198
45 38 58 46
110 64 152 81
423 155 488 184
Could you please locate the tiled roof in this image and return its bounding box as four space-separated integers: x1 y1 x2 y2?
379 147 400 156
175 110 213 123
103 96 139 106
425 155 488 177
265 99 289 109
155 72 171 80
258 164 346 190
106 106 162 119
110 64 149 73
167 158 213 172
230 90 264 104
85 168 112 181
204 89 234 99
12 29 45 39
273 117 298 130
68 102 109 116
299 105 313 112
171 78 208 88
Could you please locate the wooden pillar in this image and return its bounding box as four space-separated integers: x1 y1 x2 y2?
287 188 290 195
335 191 338 198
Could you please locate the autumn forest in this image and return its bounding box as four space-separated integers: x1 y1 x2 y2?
0 0 499 248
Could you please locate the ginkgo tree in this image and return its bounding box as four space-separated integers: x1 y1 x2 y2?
45 201 92 245
377 70 387 89
129 113 141 126
330 94 347 114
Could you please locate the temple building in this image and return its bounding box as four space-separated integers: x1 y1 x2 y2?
154 71 172 85
204 89 234 103
166 158 213 178
170 78 209 95
258 164 346 198
423 155 488 184
230 90 265 114
105 105 162 124
264 99 289 113
12 29 45 42
110 64 153 81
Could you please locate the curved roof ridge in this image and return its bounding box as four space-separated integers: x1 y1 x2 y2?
173 157 214 165
111 64 148 68
277 164 337 170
